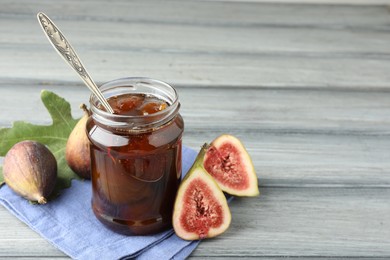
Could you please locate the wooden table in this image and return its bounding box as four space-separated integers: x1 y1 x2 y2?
1 0 390 258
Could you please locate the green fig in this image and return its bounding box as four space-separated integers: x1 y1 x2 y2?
65 104 91 179
3 140 57 204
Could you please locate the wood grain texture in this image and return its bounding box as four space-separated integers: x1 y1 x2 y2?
205 0 390 4
0 0 389 259
1 187 389 258
0 82 389 188
194 188 390 258
0 1 389 88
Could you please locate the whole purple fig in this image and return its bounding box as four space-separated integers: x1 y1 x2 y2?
3 140 57 204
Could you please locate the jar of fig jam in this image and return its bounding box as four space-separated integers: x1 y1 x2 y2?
87 77 184 235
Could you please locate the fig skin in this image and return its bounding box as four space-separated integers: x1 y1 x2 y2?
65 105 91 179
173 145 231 240
3 140 57 204
203 134 259 197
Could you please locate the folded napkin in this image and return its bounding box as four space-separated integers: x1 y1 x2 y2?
0 146 200 259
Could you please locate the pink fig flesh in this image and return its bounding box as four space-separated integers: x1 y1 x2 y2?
203 134 259 197
173 149 231 240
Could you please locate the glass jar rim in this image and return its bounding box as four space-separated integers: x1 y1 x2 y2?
90 77 180 130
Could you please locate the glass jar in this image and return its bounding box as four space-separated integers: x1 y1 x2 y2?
87 77 184 235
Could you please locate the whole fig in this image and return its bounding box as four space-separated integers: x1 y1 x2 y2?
3 140 57 204
65 104 91 179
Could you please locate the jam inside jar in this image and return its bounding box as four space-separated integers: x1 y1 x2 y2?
87 77 184 235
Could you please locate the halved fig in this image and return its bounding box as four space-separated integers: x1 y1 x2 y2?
203 134 259 197
173 148 231 240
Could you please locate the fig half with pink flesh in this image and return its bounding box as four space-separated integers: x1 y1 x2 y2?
203 134 259 197
173 148 231 240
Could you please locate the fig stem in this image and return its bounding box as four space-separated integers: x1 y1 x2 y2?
79 103 91 116
182 143 210 182
37 196 47 204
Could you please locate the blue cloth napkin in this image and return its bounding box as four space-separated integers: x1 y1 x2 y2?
0 146 200 259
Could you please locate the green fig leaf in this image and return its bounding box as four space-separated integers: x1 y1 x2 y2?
0 90 81 197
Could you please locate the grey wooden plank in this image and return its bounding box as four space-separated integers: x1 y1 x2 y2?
1 80 390 132
1 187 389 258
0 258 68 260
192 187 390 258
2 48 390 89
0 2 390 88
0 206 67 257
205 0 390 4
0 81 389 186
188 133 390 187
2 1 390 52
2 256 69 260
2 0 390 28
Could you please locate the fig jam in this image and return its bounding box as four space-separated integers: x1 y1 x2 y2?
87 78 184 235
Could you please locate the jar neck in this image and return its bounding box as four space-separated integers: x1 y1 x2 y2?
90 77 180 132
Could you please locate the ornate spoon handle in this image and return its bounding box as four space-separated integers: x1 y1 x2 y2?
37 12 114 114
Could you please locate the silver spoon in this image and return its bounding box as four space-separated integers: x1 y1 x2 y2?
37 12 114 114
